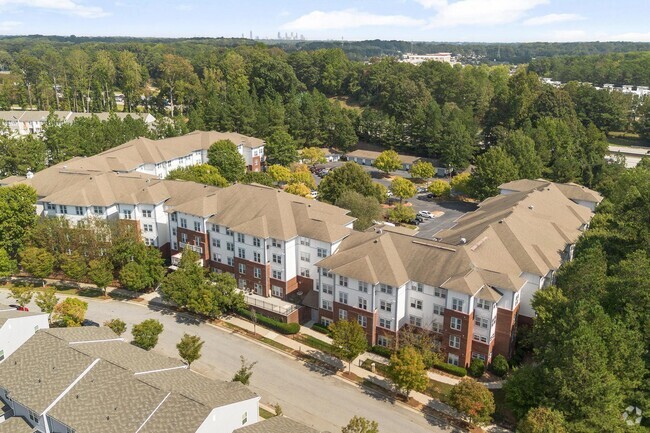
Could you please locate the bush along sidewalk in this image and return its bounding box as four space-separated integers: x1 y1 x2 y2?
235 307 300 335
434 361 468 377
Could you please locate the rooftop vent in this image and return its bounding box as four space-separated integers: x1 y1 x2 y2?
459 237 467 244
528 205 534 210
376 229 383 234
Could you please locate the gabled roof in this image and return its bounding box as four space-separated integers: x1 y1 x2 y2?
499 178 603 204
0 328 258 433
235 416 321 433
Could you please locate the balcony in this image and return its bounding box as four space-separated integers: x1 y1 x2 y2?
179 242 202 254
238 289 298 316
169 252 203 270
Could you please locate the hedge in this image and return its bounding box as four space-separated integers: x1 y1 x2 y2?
434 361 467 377
311 323 331 335
369 345 393 358
235 308 300 335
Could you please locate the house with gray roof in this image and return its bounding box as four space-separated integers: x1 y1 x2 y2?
0 328 261 433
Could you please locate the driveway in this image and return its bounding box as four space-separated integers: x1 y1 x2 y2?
2 292 458 433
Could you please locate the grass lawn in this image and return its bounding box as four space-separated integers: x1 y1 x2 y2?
426 379 454 401
259 407 276 419
607 132 650 148
293 334 334 354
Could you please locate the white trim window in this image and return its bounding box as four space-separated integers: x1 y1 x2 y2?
476 298 491 310
272 285 283 298
322 284 333 295
450 317 462 331
358 281 369 293
409 316 422 327
379 318 392 329
358 297 367 310
433 305 445 316
451 298 464 312
380 300 392 312
475 317 489 329
322 300 333 311
339 309 348 320
449 335 461 349
338 292 348 305
357 315 367 327
434 287 447 299
447 353 459 366
410 299 423 310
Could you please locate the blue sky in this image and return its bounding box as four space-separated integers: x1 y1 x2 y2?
0 0 649 42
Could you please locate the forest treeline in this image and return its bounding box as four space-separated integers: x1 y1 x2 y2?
529 51 650 86
0 39 649 192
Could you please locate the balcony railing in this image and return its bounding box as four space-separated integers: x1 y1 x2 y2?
240 290 298 316
179 242 202 254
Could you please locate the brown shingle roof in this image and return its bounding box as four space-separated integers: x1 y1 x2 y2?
499 179 603 204
234 416 321 433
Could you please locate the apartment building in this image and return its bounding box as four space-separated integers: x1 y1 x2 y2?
167 183 355 301
0 110 155 136
0 327 261 433
316 182 598 367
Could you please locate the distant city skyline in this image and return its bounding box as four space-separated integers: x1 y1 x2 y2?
0 0 649 43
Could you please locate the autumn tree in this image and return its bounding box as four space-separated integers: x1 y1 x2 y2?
301 147 327 167
386 346 428 398
104 318 127 336
447 378 495 426
388 204 416 224
330 320 368 372
267 164 292 184
373 150 402 175
517 407 566 433
284 182 311 198
177 333 204 369
52 298 88 327
427 180 451 198
132 319 164 350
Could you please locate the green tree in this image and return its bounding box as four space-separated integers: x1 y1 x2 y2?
335 190 383 231
490 354 509 378
427 180 451 198
52 298 88 327
386 346 428 398
35 288 58 314
207 139 246 182
501 130 543 180
0 185 37 257
372 150 402 175
439 114 475 172
88 259 114 296
342 416 380 433
10 286 33 307
410 161 434 180
470 146 519 200
389 177 417 203
232 355 257 385
160 248 244 318
60 252 87 282
132 319 164 350
0 248 17 277
284 182 311 197
119 261 150 292
176 333 204 369
301 147 327 167
104 318 127 336
468 358 485 378
388 204 416 224
318 162 382 204
20 247 54 280
330 320 368 372
265 130 298 166
158 53 198 117
167 164 229 187
517 407 566 433
447 378 495 426
240 171 274 187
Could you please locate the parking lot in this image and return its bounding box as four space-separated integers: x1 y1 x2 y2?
312 162 477 239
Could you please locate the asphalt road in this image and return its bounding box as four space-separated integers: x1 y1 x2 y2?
3 292 460 433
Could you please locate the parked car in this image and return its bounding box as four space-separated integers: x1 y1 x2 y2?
81 319 100 327
417 210 436 219
408 218 422 225
417 187 427 193
309 190 318 198
386 190 394 197
9 304 28 311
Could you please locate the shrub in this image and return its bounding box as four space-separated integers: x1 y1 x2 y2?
311 323 331 335
236 308 300 335
469 358 485 377
490 354 509 377
434 361 467 377
370 345 392 358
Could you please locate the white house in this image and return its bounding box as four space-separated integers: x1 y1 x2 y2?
0 304 49 362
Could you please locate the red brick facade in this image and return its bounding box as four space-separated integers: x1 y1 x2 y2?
443 309 474 367
493 305 519 359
